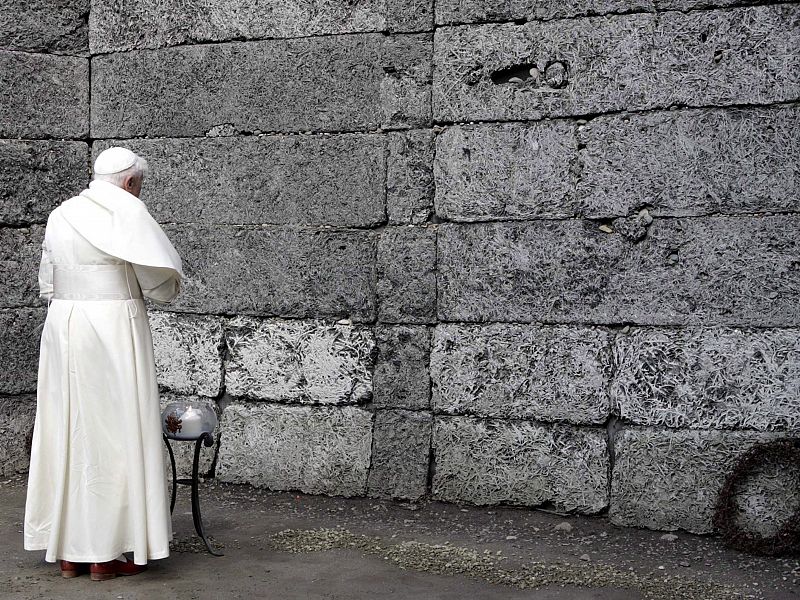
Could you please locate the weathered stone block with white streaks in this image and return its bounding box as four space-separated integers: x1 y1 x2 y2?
387 130 435 225
610 428 798 533
0 51 88 138
216 402 373 496
0 226 44 309
612 327 800 431
374 325 431 410
94 135 386 227
433 6 800 123
164 224 376 321
434 122 578 221
0 141 88 226
149 311 224 397
0 309 45 395
432 323 612 424
0 0 88 54
437 216 800 326
0 395 36 476
92 33 431 137
90 0 433 53
224 316 375 405
367 409 432 500
435 0 652 25
433 416 609 512
578 106 800 218
377 226 437 324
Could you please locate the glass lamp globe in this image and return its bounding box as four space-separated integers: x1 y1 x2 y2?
161 400 218 440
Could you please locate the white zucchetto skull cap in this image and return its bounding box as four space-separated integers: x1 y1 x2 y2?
94 147 138 175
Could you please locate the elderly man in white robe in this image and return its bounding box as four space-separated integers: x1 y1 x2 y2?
23 147 183 581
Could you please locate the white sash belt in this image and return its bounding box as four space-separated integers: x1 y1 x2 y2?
52 264 143 301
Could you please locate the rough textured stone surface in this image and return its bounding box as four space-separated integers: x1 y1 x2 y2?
0 0 88 54
0 395 36 476
433 6 800 122
435 0 653 25
94 136 386 227
90 0 433 53
374 325 431 410
149 311 224 397
0 141 88 226
431 324 612 424
612 327 800 430
225 316 375 405
0 226 44 309
387 129 435 225
91 33 432 137
433 416 609 512
160 393 220 478
578 106 800 218
377 226 437 324
367 409 432 500
164 225 376 321
437 216 800 326
216 402 373 496
0 309 44 395
610 428 794 533
0 51 88 139
435 122 578 221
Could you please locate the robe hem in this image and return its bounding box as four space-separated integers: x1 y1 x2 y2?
24 543 170 565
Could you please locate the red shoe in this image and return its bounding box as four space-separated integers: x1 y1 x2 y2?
60 560 87 578
89 558 148 581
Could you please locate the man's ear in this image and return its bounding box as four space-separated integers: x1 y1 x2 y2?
123 175 136 193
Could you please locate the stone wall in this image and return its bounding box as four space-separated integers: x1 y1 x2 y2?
1 0 798 535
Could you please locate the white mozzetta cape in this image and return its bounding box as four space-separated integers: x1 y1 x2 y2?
24 180 182 565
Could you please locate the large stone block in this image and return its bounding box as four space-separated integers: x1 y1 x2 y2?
224 316 375 405
160 393 219 479
164 224 376 321
94 135 386 227
612 327 800 431
578 106 800 218
0 226 44 309
216 402 373 496
432 416 609 512
374 325 431 410
0 141 88 226
0 309 44 395
0 0 88 54
437 216 800 326
0 50 88 138
387 130 435 225
434 122 578 221
89 0 433 53
610 428 796 533
367 409 432 500
377 226 437 324
433 6 800 122
91 33 432 137
0 395 36 476
435 0 652 25
432 324 612 424
149 311 223 397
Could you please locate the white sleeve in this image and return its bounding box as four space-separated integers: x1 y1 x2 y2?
132 264 181 304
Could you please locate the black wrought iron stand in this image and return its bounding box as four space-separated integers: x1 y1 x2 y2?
163 432 223 556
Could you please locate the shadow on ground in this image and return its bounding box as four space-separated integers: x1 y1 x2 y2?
1 475 796 599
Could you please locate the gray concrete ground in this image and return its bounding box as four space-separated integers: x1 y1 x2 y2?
1 474 796 600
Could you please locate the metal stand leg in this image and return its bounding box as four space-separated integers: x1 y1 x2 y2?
191 433 223 556
164 435 178 514
162 432 223 556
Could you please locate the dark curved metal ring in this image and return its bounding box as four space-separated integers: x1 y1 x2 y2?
712 438 800 557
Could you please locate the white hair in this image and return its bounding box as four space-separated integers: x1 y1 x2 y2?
93 155 149 186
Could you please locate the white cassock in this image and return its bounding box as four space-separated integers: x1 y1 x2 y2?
23 179 183 565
